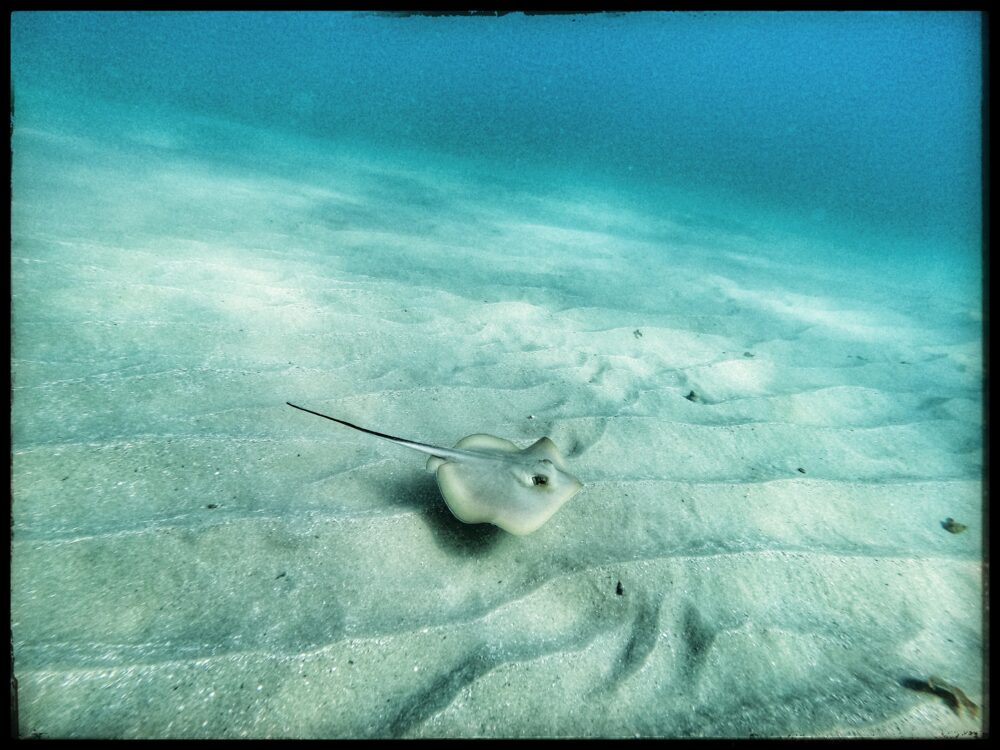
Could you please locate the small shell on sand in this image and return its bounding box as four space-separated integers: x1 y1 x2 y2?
941 517 967 534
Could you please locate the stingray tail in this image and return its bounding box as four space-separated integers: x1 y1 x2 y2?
286 401 459 461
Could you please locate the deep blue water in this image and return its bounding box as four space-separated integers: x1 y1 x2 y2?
11 11 982 262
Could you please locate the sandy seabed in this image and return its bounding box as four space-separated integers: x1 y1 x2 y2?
11 95 984 738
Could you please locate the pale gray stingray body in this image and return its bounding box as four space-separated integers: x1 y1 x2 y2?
287 402 582 535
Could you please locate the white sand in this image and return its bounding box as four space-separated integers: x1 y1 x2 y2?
11 93 983 738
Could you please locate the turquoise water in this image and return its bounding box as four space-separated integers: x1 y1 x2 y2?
11 12 983 738
13 12 982 256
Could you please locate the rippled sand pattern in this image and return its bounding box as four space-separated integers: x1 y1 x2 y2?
11 108 983 738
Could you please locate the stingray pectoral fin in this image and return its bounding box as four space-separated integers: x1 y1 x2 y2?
522 436 571 471
435 461 499 525
435 456 583 536
454 434 521 452
424 433 518 473
425 433 520 473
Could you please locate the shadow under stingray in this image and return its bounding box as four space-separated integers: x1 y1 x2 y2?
383 471 505 557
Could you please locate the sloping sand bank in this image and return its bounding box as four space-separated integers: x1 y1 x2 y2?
11 100 982 738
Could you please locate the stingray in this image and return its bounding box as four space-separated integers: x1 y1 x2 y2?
286 402 583 535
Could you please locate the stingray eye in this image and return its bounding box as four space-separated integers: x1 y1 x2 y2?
531 474 549 486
